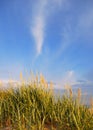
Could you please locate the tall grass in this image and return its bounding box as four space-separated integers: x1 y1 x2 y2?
0 75 93 130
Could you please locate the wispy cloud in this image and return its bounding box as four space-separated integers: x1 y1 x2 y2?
62 70 76 86
31 0 47 55
31 0 67 56
56 24 73 58
52 70 77 89
55 2 93 58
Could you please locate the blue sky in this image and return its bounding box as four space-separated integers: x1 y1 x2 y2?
0 0 93 88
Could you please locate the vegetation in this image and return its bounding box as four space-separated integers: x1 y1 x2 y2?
0 74 93 130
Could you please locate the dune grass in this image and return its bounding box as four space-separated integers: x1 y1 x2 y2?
0 75 93 130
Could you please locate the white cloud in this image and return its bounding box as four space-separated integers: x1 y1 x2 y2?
31 0 67 56
52 70 77 89
31 0 47 55
61 70 76 86
32 15 45 55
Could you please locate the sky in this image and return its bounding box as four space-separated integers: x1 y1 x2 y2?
0 0 93 88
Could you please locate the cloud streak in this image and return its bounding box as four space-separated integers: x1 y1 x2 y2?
31 0 66 56
31 0 47 55
55 1 93 59
62 70 76 86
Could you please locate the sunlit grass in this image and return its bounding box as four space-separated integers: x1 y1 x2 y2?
0 74 93 130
